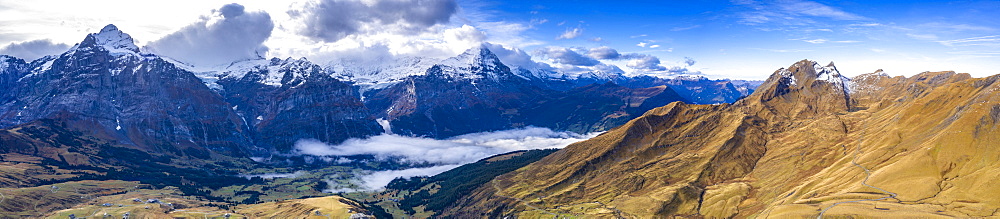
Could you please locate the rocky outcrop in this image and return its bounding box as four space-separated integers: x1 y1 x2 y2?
216 58 382 152
364 46 689 138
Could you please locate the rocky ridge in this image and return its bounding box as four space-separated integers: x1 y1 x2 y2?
443 59 1000 218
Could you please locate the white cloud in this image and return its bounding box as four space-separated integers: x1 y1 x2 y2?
627 54 667 71
649 45 661 48
780 0 865 20
144 3 273 66
294 126 597 165
288 0 458 42
556 27 583 40
733 0 865 25
804 39 828 44
484 42 552 71
534 46 601 66
356 165 460 190
919 22 995 32
299 127 599 191
0 39 69 61
907 33 939 41
684 57 696 66
587 46 621 59
937 35 1000 47
637 42 648 47
670 25 701 31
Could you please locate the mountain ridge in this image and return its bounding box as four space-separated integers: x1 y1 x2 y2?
441 60 1000 218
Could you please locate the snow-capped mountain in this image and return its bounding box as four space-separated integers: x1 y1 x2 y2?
0 24 256 156
329 55 438 88
754 59 853 118
431 45 512 81
0 24 760 155
86 24 140 54
214 57 382 152
362 45 690 137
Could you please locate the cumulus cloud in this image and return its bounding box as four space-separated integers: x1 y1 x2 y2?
627 54 667 71
539 45 701 77
290 0 457 42
297 126 598 190
587 46 621 60
556 27 583 40
534 47 601 66
0 39 70 61
684 57 696 66
483 42 553 71
145 3 273 66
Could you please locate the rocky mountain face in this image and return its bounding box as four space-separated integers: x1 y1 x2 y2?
214 58 382 152
443 59 1000 218
617 75 757 104
519 82 685 133
364 46 689 138
0 25 253 157
0 55 28 105
363 47 544 137
0 25 725 159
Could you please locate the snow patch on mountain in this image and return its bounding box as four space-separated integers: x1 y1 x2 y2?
434 45 507 80
169 57 328 89
329 55 438 87
812 61 852 94
778 68 797 86
86 24 140 55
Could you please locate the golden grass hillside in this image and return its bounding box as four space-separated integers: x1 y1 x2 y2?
443 60 1000 218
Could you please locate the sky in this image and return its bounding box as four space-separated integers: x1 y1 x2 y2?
0 0 997 80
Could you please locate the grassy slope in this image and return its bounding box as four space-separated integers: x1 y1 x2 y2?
445 63 1000 218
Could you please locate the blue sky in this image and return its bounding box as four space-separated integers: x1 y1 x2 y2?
0 0 997 79
485 0 1000 79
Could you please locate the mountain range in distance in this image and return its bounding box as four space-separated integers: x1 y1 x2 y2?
0 24 757 156
0 25 761 217
5 23 997 218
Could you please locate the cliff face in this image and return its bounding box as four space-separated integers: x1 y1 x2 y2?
216 58 382 152
0 25 253 157
445 60 1000 218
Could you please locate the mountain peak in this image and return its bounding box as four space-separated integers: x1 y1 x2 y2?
433 44 509 80
443 44 501 67
79 24 139 53
774 60 849 88
745 59 853 118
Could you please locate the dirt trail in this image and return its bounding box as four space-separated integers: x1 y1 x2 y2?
816 142 897 219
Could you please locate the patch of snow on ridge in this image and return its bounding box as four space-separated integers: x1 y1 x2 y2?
435 45 507 80
330 55 438 87
778 68 797 86
89 24 140 55
812 61 853 94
